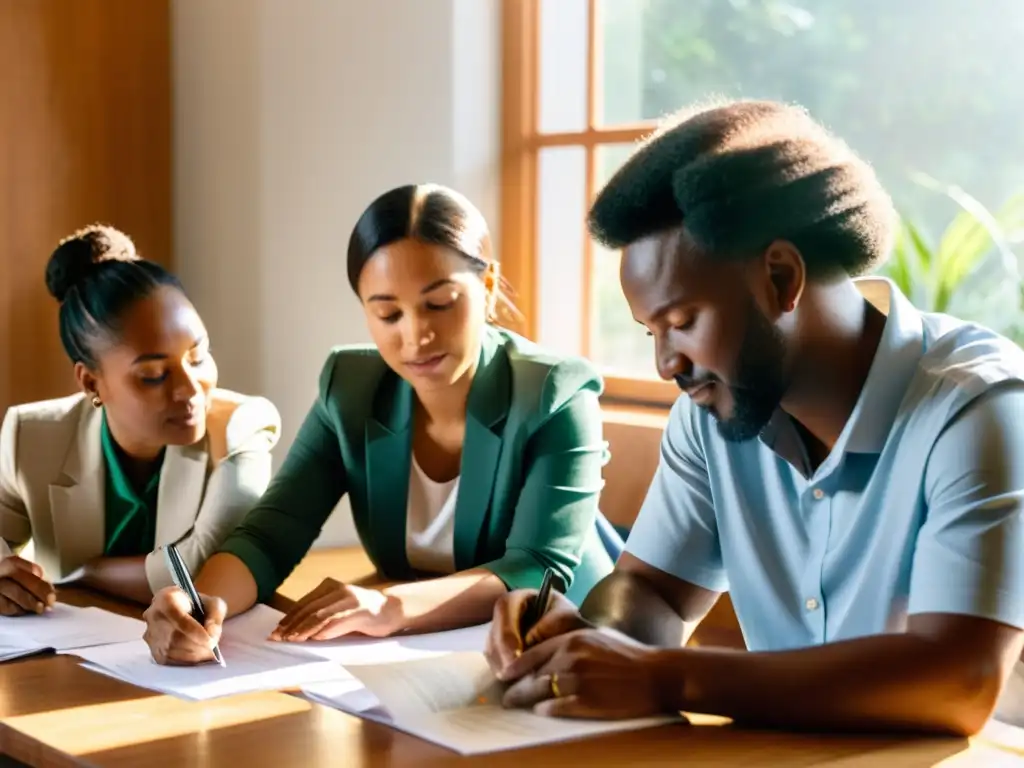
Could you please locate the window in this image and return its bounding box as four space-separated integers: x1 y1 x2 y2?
501 0 1024 407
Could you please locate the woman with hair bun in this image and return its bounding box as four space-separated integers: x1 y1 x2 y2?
142 184 623 666
0 224 281 611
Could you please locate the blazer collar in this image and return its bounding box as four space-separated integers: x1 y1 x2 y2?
48 401 209 572
155 441 209 547
365 327 511 577
49 401 105 570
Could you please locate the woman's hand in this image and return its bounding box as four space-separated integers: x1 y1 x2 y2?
485 588 591 680
269 578 400 641
143 586 226 665
0 555 56 616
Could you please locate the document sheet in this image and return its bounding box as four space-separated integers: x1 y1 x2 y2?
0 604 145 661
75 605 349 700
304 651 681 755
233 604 492 666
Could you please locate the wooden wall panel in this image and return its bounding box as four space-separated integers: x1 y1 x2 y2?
0 0 170 411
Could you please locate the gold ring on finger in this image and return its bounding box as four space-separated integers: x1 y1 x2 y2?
550 672 562 698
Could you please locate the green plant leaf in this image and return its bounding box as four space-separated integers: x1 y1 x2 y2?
910 172 1021 313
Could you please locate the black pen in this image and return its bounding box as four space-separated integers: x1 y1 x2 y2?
520 567 556 646
163 543 225 667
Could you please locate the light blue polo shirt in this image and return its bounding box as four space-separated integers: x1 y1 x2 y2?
626 278 1024 654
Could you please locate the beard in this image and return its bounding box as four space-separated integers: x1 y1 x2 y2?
676 302 788 443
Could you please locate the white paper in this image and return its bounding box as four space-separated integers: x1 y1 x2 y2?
77 636 346 700
348 651 505 719
302 678 381 714
309 651 680 755
0 638 47 663
0 604 144 651
232 603 491 666
73 605 350 700
980 717 1024 751
53 566 86 586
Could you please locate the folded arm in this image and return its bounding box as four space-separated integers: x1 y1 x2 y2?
80 442 278 606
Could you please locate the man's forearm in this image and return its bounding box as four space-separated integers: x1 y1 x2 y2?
654 632 1003 736
580 571 687 647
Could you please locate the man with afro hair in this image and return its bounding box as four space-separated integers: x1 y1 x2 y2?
486 99 1024 736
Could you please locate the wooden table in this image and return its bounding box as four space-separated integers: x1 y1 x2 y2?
0 548 1021 767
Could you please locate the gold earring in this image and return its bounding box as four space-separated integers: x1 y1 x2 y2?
91 395 102 408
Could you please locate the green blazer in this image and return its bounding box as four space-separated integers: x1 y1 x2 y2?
220 326 614 604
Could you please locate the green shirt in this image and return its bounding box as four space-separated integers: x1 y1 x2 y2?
101 413 163 557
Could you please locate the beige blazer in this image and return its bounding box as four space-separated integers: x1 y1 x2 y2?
0 389 281 591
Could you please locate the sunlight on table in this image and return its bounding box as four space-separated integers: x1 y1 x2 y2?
5 691 312 755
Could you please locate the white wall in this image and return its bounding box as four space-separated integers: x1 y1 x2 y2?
172 0 501 547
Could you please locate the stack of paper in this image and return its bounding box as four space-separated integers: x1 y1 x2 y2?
75 605 350 701
303 651 682 755
0 603 145 661
0 638 46 663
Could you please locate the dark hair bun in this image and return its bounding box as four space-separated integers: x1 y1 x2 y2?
45 224 139 303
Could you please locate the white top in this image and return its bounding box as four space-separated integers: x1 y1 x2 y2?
405 456 460 574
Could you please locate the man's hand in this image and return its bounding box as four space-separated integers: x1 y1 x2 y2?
269 578 399 641
0 556 56 616
499 627 678 720
143 586 226 665
485 588 591 679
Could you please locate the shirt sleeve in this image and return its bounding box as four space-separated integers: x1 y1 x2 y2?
217 359 349 602
909 383 1024 629
217 397 348 602
144 399 281 592
623 396 728 592
0 407 31 553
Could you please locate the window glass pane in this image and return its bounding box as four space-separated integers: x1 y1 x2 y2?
536 146 586 356
596 0 1024 343
539 0 588 133
589 143 658 376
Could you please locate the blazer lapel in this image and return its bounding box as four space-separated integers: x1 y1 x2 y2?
365 373 414 579
154 442 208 547
453 330 511 570
49 402 105 572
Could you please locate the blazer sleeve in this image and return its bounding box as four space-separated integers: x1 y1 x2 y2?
0 407 31 557
480 359 607 592
217 354 350 602
144 397 282 591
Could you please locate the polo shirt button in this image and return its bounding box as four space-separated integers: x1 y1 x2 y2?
805 597 819 611
812 488 825 500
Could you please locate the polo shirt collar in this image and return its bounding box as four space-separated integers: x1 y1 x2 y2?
838 277 925 454
760 277 925 469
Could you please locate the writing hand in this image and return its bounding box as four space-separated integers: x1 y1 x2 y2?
143 586 226 665
485 588 590 681
500 627 676 720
